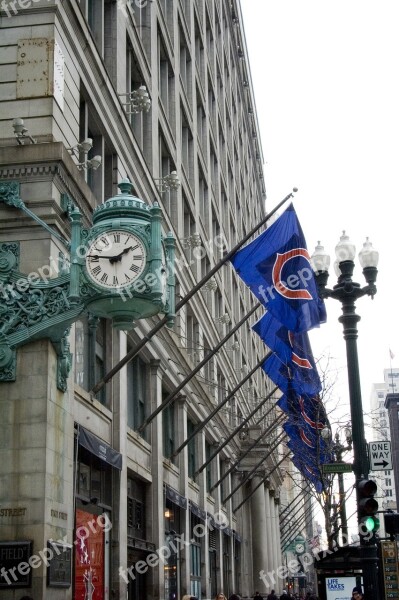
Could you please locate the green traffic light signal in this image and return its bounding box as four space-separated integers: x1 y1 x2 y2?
362 515 380 532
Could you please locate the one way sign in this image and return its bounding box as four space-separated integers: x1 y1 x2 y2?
369 441 393 471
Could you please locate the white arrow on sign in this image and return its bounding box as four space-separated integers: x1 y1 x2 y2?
369 440 393 471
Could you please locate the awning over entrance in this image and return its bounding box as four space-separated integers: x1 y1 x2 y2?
165 484 187 509
78 425 122 470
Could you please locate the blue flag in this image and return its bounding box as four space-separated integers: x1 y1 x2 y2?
291 454 324 493
253 312 321 395
284 420 331 492
278 390 327 430
262 352 321 396
230 204 326 332
281 391 332 491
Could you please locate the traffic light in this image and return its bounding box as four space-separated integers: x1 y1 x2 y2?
357 478 379 540
384 512 399 537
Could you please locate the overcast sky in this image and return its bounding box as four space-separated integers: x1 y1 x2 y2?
240 1 399 427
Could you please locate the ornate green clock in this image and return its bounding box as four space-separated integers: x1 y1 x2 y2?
0 178 176 388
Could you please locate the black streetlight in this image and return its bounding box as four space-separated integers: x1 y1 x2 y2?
311 232 380 600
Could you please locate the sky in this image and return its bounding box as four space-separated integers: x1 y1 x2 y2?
240 0 399 426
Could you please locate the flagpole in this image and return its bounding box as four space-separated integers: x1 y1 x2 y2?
91 189 297 395
169 352 272 460
221 430 287 504
232 450 291 513
195 386 279 476
210 412 286 492
137 303 261 432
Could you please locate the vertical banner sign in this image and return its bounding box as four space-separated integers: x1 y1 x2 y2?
381 541 399 599
75 509 104 600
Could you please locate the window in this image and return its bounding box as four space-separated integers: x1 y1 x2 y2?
127 476 147 541
234 537 241 594
179 25 192 101
198 163 208 222
222 532 231 598
159 35 175 123
159 133 178 224
163 398 176 460
74 315 108 406
164 499 183 600
127 355 147 434
386 489 393 497
205 440 212 493
76 444 112 507
126 39 151 162
385 478 392 487
79 94 104 201
82 0 112 57
181 107 194 186
208 528 217 598
187 419 197 479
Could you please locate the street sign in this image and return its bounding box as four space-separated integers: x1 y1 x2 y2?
322 462 353 474
369 441 393 471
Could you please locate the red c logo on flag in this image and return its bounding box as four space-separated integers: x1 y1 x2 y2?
272 248 313 300
287 331 313 369
299 397 325 430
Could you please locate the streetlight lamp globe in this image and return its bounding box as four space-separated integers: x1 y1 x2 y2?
335 230 356 264
311 241 330 273
358 237 379 269
321 426 332 440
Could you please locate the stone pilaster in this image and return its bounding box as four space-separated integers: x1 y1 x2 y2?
250 473 268 594
149 359 165 599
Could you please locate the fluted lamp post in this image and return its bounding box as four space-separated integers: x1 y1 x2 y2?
311 232 380 600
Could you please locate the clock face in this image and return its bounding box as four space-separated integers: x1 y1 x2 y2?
295 543 305 554
85 230 147 290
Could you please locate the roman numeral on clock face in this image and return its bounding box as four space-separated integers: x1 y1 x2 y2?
130 264 140 273
101 273 108 283
92 265 102 275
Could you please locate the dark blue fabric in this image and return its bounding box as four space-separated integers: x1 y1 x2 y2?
262 352 321 396
230 204 326 332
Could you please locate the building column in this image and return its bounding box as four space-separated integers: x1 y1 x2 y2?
176 394 190 596
149 359 166 599
274 496 283 579
264 483 273 580
250 473 268 594
269 490 279 586
111 330 128 599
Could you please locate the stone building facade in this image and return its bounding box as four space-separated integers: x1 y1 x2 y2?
0 1 285 599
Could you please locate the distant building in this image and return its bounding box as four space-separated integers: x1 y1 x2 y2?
369 368 398 535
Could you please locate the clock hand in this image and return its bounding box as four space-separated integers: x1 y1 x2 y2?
109 246 134 263
87 247 134 262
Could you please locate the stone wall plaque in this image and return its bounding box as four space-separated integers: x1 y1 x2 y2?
47 541 72 588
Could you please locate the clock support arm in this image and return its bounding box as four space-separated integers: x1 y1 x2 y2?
0 181 71 250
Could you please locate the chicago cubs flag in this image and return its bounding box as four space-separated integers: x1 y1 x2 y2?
230 204 326 333
253 312 321 396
